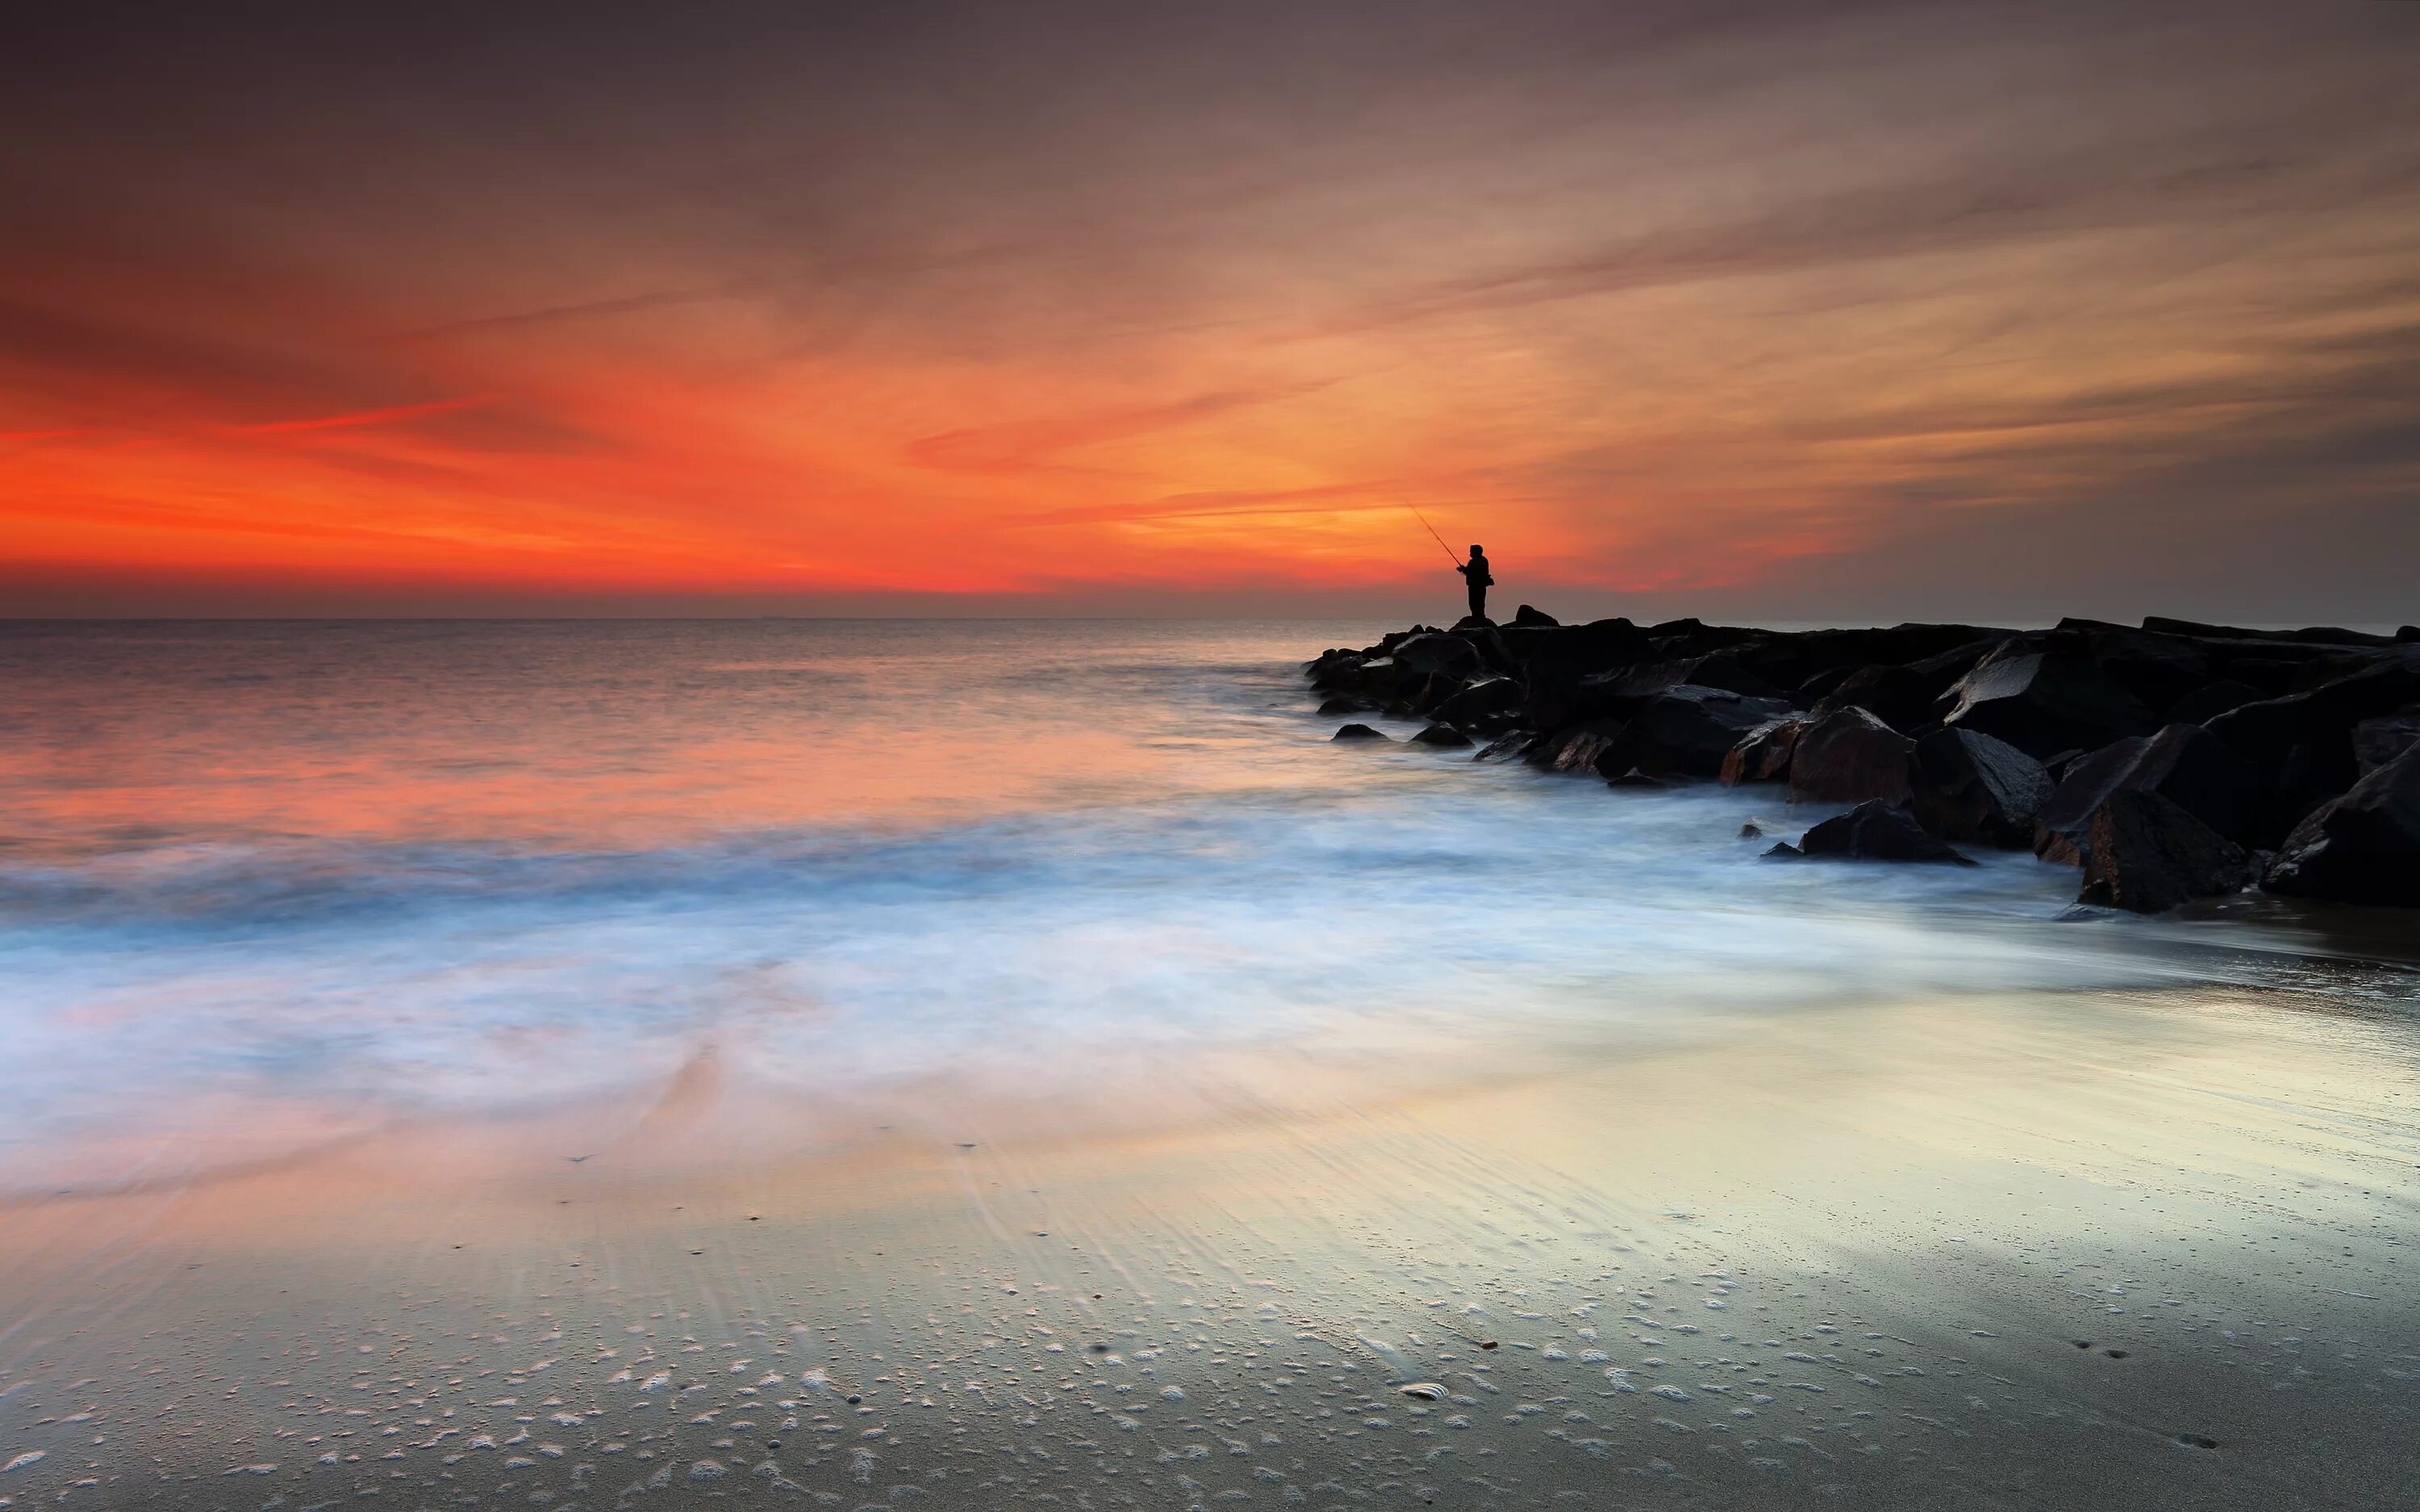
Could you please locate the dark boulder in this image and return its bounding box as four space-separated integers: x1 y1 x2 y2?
1475 729 1545 764
1731 623 2016 691
1410 723 1474 748
1936 641 2158 757
1788 707 1915 806
2205 651 2420 841
1510 604 1559 627
1528 720 1630 774
1450 614 1497 631
2352 709 2420 777
1613 686 1797 778
2165 680 2264 726
2054 620 2216 717
1522 619 1656 728
2142 616 2399 648
1317 695 1372 715
1909 727 2052 848
1797 801 1977 865
2034 723 2259 864
1429 675 1525 734
2077 789 2251 913
1392 632 1485 683
1721 717 1805 786
1330 723 1390 742
2262 744 2420 906
1599 649 1796 703
1642 618 1763 659
1809 638 2001 734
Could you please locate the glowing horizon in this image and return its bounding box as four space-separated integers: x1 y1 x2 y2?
5 3 2417 621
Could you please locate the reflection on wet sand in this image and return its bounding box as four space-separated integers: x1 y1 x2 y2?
4 978 2413 1510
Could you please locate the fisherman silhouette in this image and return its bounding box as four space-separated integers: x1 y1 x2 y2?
1457 544 1494 622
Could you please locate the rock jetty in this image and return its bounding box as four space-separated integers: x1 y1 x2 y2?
1308 608 2420 913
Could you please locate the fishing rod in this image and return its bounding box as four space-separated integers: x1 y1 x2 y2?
1404 503 1464 567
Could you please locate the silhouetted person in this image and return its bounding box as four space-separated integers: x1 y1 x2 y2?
1458 545 1493 622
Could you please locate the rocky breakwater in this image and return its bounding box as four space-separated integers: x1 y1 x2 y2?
1307 609 2420 913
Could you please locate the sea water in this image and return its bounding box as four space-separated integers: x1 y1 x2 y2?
0 618 2360 1192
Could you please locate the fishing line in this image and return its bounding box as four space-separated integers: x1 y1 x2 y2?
1404 504 1464 567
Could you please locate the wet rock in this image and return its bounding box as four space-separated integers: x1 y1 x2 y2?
1797 800 1977 865
2034 723 2259 864
1410 723 1474 748
1731 623 2016 691
1528 719 1629 773
2352 710 2420 776
1450 614 1497 631
1617 685 1798 778
1330 723 1390 742
1812 638 2005 734
1474 729 1543 764
1429 675 1525 734
1788 707 1914 805
2055 619 2217 716
2078 789 2251 913
1317 695 1372 715
1510 604 1559 627
2205 651 2420 841
1605 766 1673 789
1603 650 1796 703
2262 744 2420 906
1763 840 1805 858
2141 616 2400 648
1936 642 2159 758
2165 679 2264 726
1909 727 2052 848
1739 820 1767 839
1392 632 1484 683
1521 618 1656 727
1720 717 1804 786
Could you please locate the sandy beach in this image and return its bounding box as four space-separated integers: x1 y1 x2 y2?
6 967 2416 1509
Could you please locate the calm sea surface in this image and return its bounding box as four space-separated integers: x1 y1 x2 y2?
0 619 2385 1187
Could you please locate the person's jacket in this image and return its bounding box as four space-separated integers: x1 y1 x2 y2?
1458 557 1494 587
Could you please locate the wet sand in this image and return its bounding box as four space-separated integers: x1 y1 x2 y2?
6 973 2415 1510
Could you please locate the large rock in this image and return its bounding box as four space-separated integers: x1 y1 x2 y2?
2205 651 2420 842
2053 619 2217 718
1731 623 2016 691
2077 789 2251 913
1788 707 1914 805
2166 679 2264 726
2142 616 2400 648
1521 619 1655 728
2352 709 2420 777
2262 744 2420 906
1936 641 2159 758
1610 685 1797 778
1600 650 1796 703
1721 717 1804 786
1392 631 1485 683
1410 723 1474 748
2034 723 2259 864
1429 675 1525 734
1796 801 1976 865
1330 723 1390 742
1528 719 1630 774
1510 604 1558 627
1909 727 2052 848
1809 637 2002 734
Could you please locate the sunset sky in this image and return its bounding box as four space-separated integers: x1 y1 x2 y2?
5 2 2416 620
